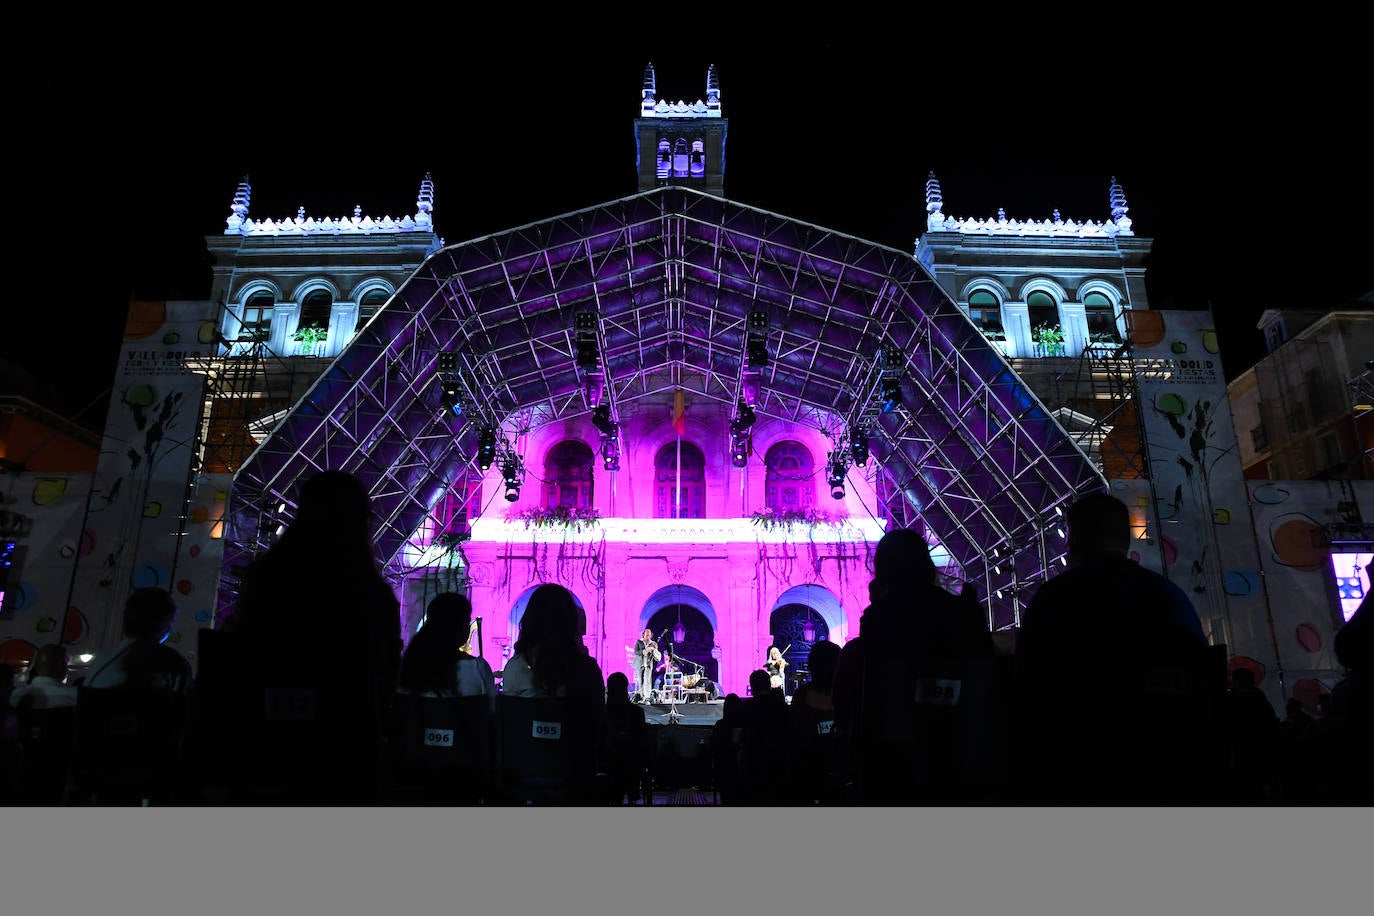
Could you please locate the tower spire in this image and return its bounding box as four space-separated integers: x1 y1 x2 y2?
227 176 251 231
641 61 657 116
1109 176 1132 231
925 171 945 230
416 172 434 230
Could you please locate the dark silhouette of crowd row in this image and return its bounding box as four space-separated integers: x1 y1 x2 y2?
3 472 1370 806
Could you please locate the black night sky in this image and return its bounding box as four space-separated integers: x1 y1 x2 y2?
8 28 1371 429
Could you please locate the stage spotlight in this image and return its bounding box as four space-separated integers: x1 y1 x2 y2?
730 400 756 435
592 404 616 435
826 456 847 500
730 432 749 467
439 379 462 417
880 377 902 413
477 427 498 470
575 311 599 371
849 426 869 466
437 352 457 373
601 436 620 471
501 457 522 501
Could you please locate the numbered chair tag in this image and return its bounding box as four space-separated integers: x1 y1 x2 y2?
531 720 562 740
913 677 961 706
816 719 835 736
424 728 454 747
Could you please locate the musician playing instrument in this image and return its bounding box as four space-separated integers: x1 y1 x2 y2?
633 628 661 703
765 645 789 695
654 649 679 696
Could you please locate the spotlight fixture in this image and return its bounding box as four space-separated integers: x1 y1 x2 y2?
500 456 522 502
575 311 599 371
439 378 462 417
437 352 457 373
601 436 620 472
729 399 756 434
745 310 770 369
592 404 616 436
848 425 869 466
730 432 750 468
826 452 848 500
477 426 498 470
879 377 902 414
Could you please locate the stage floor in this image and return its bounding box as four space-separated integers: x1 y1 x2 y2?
642 698 725 726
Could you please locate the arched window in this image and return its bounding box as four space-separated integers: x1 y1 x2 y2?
689 139 706 178
1028 291 1063 356
358 288 389 325
299 289 333 332
1084 291 1122 345
657 140 672 179
240 291 274 341
672 138 689 178
542 440 594 510
765 441 815 513
655 441 705 518
968 290 1005 340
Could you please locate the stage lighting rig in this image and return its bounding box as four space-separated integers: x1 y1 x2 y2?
601 436 620 471
500 455 523 502
730 431 750 468
745 310 770 369
477 426 498 471
848 425 869 466
575 311 600 371
729 399 756 434
439 378 462 417
826 452 849 500
592 404 617 436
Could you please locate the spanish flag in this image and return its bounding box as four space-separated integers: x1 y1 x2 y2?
672 389 686 436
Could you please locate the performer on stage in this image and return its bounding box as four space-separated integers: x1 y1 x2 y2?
766 646 789 696
633 628 661 703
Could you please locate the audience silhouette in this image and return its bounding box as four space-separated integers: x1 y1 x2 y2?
604 670 650 804
1220 666 1280 803
399 592 496 710
1014 492 1215 805
226 469 402 804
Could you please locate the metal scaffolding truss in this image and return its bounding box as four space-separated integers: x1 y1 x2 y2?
218 187 1106 627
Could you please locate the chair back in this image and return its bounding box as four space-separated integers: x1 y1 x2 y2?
495 694 602 804
14 701 77 804
71 686 188 804
387 692 492 803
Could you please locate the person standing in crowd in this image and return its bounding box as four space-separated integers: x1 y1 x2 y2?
227 469 402 804
84 588 193 694
832 527 995 804
633 628 661 703
398 592 496 711
1013 491 1213 805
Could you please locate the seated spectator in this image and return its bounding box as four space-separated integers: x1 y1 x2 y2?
10 644 78 710
604 671 649 804
500 584 605 701
1221 666 1280 803
83 588 193 694
737 668 789 804
398 592 496 711
710 693 745 805
786 640 844 804
1321 592 1374 804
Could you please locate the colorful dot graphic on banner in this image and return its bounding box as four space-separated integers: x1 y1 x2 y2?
189 544 201 558
36 617 56 634
1227 656 1266 685
195 609 213 624
1127 311 1166 348
124 301 168 339
1170 340 1188 354
1253 484 1290 505
189 506 209 524
176 579 193 596
1271 518 1326 571
1214 507 1232 524
162 331 180 345
0 639 38 668
32 478 67 505
198 320 217 344
1290 679 1327 712
1160 535 1178 567
1155 392 1188 416
64 608 88 644
5 582 35 612
1295 622 1323 653
1201 330 1220 353
132 563 171 590
1223 569 1260 596
144 501 163 518
123 384 158 408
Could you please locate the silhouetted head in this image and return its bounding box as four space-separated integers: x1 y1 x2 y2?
1231 667 1256 690
806 640 841 689
123 587 178 642
422 592 473 645
1066 492 1132 564
749 668 773 697
1334 591 1373 671
28 643 69 682
873 527 936 590
607 670 630 703
293 470 374 543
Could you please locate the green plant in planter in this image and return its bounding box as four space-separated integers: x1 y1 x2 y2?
1033 323 1066 355
293 324 328 348
749 507 845 531
511 505 603 533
